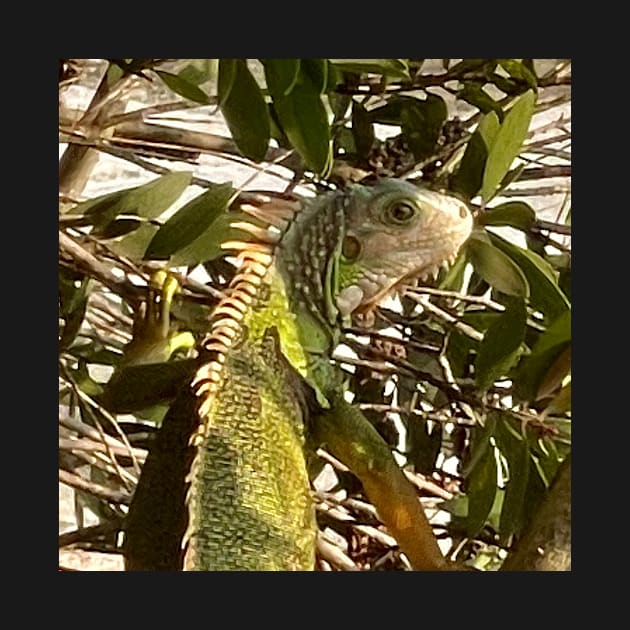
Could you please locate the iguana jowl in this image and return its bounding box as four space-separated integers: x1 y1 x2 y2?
123 179 473 571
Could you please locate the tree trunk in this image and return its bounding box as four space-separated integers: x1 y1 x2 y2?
501 455 571 571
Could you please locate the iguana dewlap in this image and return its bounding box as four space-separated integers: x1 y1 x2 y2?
123 179 472 571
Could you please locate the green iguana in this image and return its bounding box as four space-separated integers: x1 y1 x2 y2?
123 178 473 571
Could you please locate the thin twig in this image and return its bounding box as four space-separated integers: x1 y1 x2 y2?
59 469 132 505
316 534 359 571
404 292 484 341
59 518 124 548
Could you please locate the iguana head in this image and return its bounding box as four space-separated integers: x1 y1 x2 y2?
334 179 473 317
274 178 472 327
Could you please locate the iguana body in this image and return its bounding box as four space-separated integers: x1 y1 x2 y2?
123 179 472 571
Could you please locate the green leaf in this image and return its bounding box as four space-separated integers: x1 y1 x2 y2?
178 59 216 86
329 59 410 80
536 346 571 401
323 60 342 92
439 250 468 292
497 59 538 91
451 111 500 199
125 171 193 219
489 232 570 321
542 382 571 417
271 81 332 176
97 218 143 239
155 70 211 104
481 90 536 201
514 344 568 404
495 415 530 542
169 208 249 267
479 201 536 231
100 358 199 413
531 309 571 355
366 99 406 125
75 171 192 229
513 311 571 402
217 59 237 106
300 59 328 94
467 232 530 298
219 60 270 162
110 224 159 260
144 183 234 260
474 298 527 390
459 83 504 117
263 59 301 96
465 444 498 537
264 60 332 175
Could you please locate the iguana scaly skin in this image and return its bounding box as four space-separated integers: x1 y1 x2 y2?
123 179 472 571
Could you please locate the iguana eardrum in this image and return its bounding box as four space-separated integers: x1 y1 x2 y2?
123 179 473 571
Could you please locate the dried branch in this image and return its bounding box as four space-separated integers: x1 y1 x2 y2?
59 469 132 505
316 534 359 571
59 518 123 548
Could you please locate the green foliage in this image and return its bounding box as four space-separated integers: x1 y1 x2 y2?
263 59 333 176
155 70 212 104
218 60 270 162
474 298 527 391
480 90 536 201
58 58 571 571
144 183 234 260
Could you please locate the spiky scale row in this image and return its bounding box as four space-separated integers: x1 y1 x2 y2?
182 195 301 565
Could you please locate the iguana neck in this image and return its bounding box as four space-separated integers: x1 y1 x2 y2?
275 188 347 337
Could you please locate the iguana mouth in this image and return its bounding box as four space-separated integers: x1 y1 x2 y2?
336 247 463 318
367 250 459 307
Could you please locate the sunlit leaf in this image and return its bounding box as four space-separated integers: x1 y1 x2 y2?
451 111 500 199
481 90 536 201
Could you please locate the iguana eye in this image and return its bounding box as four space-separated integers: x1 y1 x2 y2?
384 201 416 225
